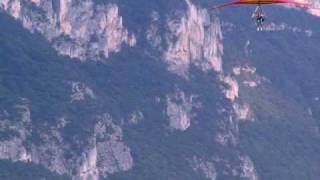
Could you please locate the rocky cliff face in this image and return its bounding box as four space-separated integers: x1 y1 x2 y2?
164 0 223 77
0 0 136 61
0 99 133 180
1 0 320 180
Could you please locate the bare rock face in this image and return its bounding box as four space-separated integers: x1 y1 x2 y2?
0 100 133 180
146 11 162 49
166 90 199 131
240 156 259 180
0 99 32 162
91 114 133 176
0 0 136 61
164 0 223 78
190 156 217 180
222 76 239 102
128 111 144 125
78 114 133 180
70 82 95 102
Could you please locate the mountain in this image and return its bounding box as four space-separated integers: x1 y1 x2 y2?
0 0 320 180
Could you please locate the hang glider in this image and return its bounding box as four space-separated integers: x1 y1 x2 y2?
209 0 311 11
208 0 312 30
